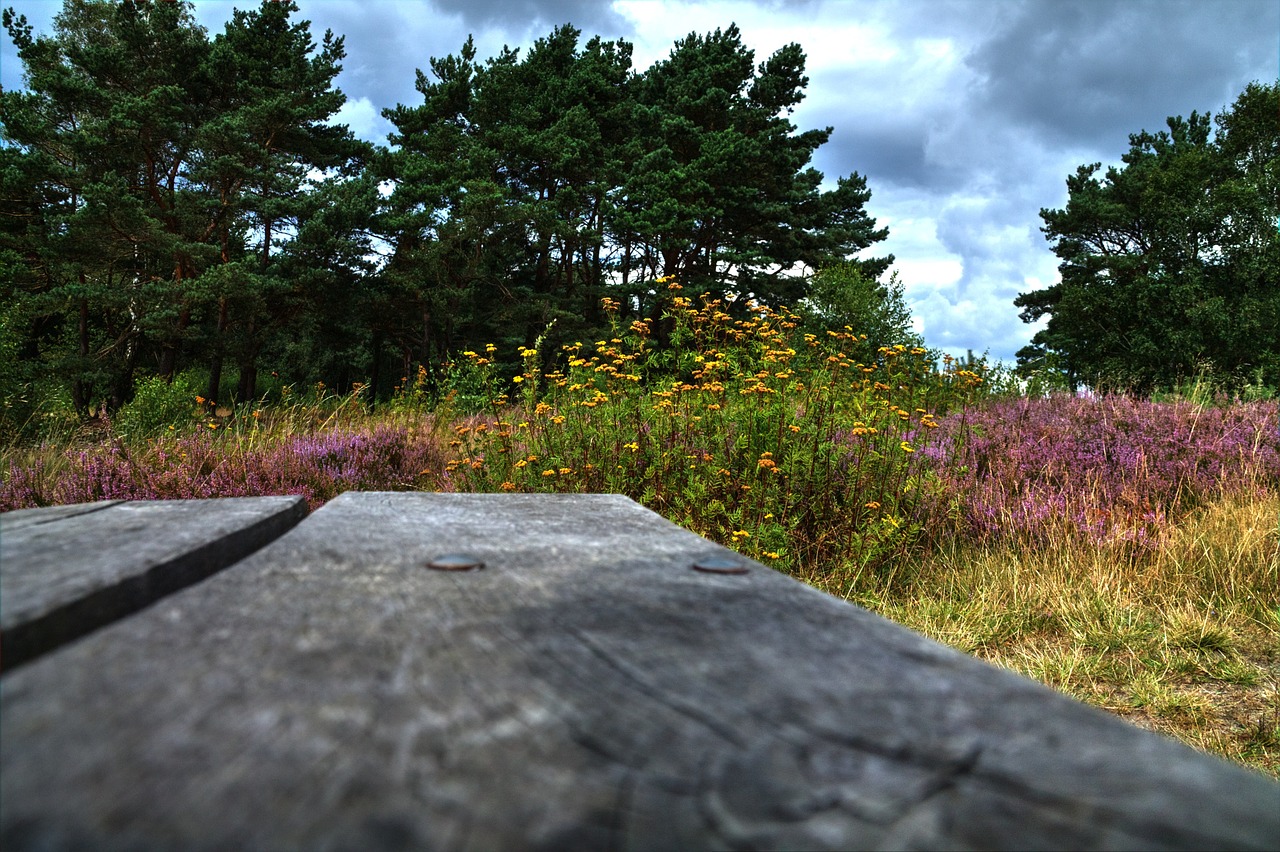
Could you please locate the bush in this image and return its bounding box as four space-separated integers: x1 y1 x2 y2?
113 374 199 440
437 282 986 585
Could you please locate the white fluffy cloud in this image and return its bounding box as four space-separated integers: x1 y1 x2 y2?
331 96 389 142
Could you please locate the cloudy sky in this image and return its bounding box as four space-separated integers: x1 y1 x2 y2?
3 1 1276 363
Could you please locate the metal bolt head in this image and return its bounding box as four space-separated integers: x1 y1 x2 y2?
427 553 484 571
692 556 749 575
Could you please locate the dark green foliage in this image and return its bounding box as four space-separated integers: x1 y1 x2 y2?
195 1 373 403
379 22 892 368
1016 82 1280 393
379 26 637 364
621 26 890 303
801 264 923 362
1 0 370 423
3 6 900 432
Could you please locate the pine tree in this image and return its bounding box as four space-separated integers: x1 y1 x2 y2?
1017 82 1280 392
1 0 369 412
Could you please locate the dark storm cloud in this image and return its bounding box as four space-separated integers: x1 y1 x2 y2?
967 0 1278 148
813 120 948 191
294 1 450 112
797 46 976 194
293 0 640 127
828 0 1280 362
432 0 626 35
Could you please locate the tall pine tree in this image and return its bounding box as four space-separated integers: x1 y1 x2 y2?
381 23 892 363
1 0 369 411
1017 82 1280 392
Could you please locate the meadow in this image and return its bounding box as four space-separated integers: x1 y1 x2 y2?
3 285 1277 778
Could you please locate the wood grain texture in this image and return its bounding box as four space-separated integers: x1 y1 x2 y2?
1 496 307 671
2 492 1277 850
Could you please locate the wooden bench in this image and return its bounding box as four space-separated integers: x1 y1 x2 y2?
2 492 1276 850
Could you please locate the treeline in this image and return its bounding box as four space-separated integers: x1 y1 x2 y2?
1 0 907 430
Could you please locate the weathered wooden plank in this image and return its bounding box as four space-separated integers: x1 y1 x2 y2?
0 499 124 529
1 496 307 671
2 492 1276 850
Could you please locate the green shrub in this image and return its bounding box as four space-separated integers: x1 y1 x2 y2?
114 374 199 440
440 282 986 584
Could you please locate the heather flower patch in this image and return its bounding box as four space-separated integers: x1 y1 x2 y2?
925 395 1280 551
0 423 446 511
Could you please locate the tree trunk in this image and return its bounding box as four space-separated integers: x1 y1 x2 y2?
236 360 257 402
72 296 89 416
158 304 191 382
207 228 233 404
368 331 383 409
236 312 258 401
112 340 139 412
206 297 229 404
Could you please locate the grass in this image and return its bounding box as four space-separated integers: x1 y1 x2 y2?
2 285 1277 778
848 492 1279 777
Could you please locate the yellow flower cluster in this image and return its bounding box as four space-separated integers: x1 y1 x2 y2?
428 276 978 575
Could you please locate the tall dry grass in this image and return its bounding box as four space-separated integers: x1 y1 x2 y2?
852 492 1279 777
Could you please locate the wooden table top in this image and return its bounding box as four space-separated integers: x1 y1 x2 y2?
2 493 1276 850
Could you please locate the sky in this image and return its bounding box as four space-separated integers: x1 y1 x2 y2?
3 0 1277 364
